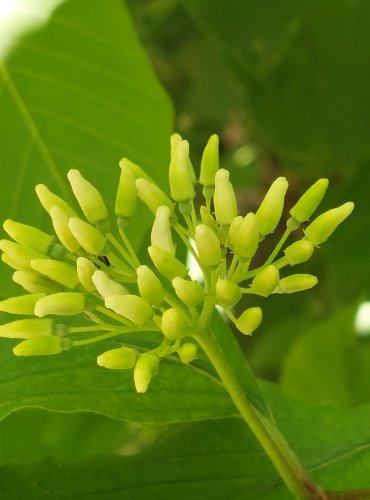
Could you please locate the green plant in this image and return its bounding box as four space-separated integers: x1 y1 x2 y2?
0 133 357 498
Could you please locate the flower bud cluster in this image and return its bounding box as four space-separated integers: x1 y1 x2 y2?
0 134 353 393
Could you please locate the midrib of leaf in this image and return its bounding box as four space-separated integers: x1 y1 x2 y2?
0 61 70 201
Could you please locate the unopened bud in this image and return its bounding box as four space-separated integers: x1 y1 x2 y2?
284 240 314 266
161 307 189 340
290 179 329 223
256 177 288 236
250 265 280 297
200 134 219 191
200 206 223 242
277 274 318 293
136 178 173 215
67 169 108 223
195 224 221 268
50 206 81 253
68 218 106 255
148 246 188 281
92 270 128 298
115 159 137 218
3 220 54 254
171 135 196 183
76 257 97 292
169 140 195 202
236 307 262 336
2 252 24 271
31 259 79 289
304 202 354 245
172 277 204 306
105 295 153 325
234 213 259 261
13 336 66 356
97 346 137 370
0 318 53 338
151 206 175 255
0 293 45 315
13 270 63 294
0 239 44 269
215 279 242 308
35 184 76 215
214 169 237 225
119 157 151 182
137 265 164 307
35 292 86 316
178 343 198 364
134 353 159 393
228 216 243 251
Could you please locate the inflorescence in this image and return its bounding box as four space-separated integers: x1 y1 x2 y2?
0 134 353 392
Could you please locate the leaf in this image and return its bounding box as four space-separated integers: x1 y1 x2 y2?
185 0 370 174
0 0 172 244
280 304 370 408
0 333 237 424
2 383 370 498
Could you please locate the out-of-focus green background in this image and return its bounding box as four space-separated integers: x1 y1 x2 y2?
1 0 370 496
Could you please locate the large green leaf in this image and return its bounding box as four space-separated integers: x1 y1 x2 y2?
280 304 370 408
2 383 370 499
185 0 370 175
0 0 172 235
0 334 237 423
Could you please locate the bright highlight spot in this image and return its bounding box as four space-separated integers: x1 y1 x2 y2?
186 239 204 283
354 302 370 336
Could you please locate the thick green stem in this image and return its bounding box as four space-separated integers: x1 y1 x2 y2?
194 328 325 500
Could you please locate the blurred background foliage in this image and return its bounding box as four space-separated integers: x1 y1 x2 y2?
0 0 370 489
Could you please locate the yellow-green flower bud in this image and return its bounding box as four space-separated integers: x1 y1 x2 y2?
148 246 188 281
195 224 221 268
2 252 24 271
119 157 151 182
0 318 53 338
169 140 195 202
304 202 354 246
3 219 54 254
236 307 263 336
105 295 153 325
35 184 76 215
214 169 237 225
67 169 108 223
134 353 159 393
250 265 280 297
76 257 96 292
171 135 196 183
256 177 288 236
31 259 79 289
13 336 65 356
277 274 318 293
161 307 189 340
68 217 106 255
228 215 243 251
136 178 174 215
115 159 137 218
290 179 329 223
151 206 175 255
0 239 44 269
178 343 198 364
97 346 137 370
137 265 164 307
215 279 242 308
35 292 86 317
92 270 128 298
234 213 259 261
13 270 63 294
172 277 204 306
49 206 81 253
284 239 314 266
200 134 219 188
0 293 45 315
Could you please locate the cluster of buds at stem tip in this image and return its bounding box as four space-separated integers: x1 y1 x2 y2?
0 134 353 393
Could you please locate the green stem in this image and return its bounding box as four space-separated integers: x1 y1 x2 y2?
107 233 135 269
118 226 141 268
264 227 291 267
194 328 325 500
